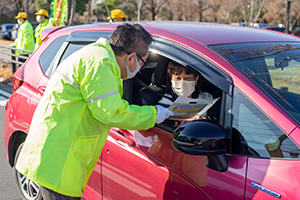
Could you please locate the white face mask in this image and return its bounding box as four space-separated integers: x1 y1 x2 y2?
171 80 196 97
17 19 22 25
126 54 141 79
36 15 42 23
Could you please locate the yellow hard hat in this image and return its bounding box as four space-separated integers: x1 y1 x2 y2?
107 9 125 20
35 9 49 17
15 12 27 19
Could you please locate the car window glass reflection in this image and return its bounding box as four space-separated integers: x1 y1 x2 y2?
210 42 300 125
232 88 300 159
60 43 89 63
39 36 67 73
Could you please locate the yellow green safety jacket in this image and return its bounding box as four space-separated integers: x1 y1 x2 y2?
14 20 34 55
34 19 50 49
16 37 157 197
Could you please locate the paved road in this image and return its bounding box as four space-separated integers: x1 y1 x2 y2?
0 82 22 199
0 40 27 199
0 101 22 199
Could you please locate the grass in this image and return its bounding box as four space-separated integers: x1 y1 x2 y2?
0 63 13 83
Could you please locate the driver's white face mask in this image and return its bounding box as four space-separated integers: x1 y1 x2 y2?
171 80 196 97
125 54 141 79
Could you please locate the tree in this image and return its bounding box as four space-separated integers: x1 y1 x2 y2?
239 0 266 25
145 0 169 20
196 0 209 22
35 0 51 11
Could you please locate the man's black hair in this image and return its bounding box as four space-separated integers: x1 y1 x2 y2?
109 23 153 57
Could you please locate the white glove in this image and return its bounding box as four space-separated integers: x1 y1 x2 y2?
9 43 15 47
155 105 174 124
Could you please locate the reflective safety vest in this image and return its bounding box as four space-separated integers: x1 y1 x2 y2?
34 19 50 49
16 38 157 197
14 20 34 55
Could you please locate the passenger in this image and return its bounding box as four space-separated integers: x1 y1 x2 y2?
34 9 50 49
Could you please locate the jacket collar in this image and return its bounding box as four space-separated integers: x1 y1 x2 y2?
96 37 121 80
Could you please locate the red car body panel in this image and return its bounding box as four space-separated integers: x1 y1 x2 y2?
245 158 300 200
3 22 300 200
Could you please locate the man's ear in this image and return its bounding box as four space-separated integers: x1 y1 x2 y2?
126 52 137 68
127 52 136 62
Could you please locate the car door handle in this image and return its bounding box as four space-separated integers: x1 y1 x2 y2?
111 129 136 147
37 86 45 95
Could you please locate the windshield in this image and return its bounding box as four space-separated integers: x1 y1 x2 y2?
210 42 300 124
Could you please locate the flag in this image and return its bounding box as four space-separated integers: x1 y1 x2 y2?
50 0 68 26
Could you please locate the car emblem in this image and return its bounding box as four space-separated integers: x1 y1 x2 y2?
251 182 281 199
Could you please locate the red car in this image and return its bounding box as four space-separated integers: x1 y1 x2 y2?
4 21 300 200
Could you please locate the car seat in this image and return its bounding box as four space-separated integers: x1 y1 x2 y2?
137 55 170 105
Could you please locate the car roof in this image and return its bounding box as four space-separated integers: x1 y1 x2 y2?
50 21 300 46
141 21 300 45
1 23 15 27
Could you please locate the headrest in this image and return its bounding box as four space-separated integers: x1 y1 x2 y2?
151 56 170 87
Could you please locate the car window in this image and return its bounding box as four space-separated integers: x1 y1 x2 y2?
39 36 68 73
44 31 113 77
124 38 228 132
231 87 300 159
210 42 300 125
60 42 90 63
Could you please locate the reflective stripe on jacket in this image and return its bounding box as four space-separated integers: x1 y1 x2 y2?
34 19 49 49
16 38 157 197
14 20 34 55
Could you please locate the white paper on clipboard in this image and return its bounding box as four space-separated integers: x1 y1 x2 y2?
168 96 219 121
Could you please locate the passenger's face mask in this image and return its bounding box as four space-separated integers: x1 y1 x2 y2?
17 19 22 25
36 15 42 23
126 54 141 79
171 80 196 97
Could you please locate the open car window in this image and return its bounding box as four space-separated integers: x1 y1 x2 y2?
123 38 230 132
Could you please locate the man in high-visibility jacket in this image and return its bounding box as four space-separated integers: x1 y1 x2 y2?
34 9 50 49
16 23 173 199
14 12 34 62
107 9 126 22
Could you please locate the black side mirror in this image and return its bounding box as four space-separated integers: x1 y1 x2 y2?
172 120 229 172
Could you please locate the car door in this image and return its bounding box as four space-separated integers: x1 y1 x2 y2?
101 39 248 199
101 128 173 199
231 87 300 200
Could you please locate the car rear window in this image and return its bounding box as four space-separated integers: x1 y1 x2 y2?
60 42 91 63
39 36 68 73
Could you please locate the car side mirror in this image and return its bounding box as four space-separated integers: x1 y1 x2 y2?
172 120 229 172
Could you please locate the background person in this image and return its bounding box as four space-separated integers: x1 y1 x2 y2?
34 9 50 49
107 9 126 22
16 23 173 199
14 12 34 63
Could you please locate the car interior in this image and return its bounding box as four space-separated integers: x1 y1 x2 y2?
122 51 223 131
